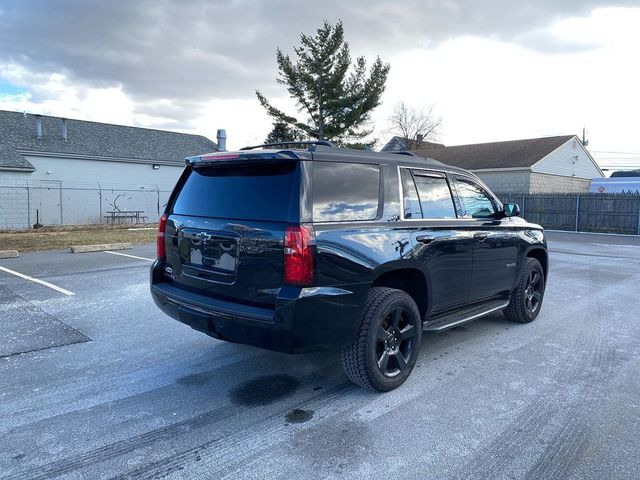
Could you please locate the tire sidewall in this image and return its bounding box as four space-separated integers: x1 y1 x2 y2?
366 293 422 391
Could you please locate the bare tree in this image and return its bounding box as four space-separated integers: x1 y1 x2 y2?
388 101 441 150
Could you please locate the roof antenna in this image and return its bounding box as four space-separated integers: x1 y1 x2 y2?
582 126 589 147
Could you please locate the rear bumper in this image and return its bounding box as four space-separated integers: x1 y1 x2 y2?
150 263 368 353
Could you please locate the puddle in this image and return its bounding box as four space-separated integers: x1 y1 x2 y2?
177 373 210 386
285 409 314 423
230 374 299 406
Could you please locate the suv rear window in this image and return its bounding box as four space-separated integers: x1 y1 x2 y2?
171 162 298 221
312 162 380 222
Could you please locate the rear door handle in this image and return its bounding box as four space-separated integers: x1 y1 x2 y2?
474 233 488 242
416 235 434 244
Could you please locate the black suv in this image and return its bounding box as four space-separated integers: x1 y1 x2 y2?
151 141 548 391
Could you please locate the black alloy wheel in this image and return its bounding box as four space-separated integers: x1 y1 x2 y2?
504 257 546 323
524 269 543 315
376 306 418 378
342 287 422 391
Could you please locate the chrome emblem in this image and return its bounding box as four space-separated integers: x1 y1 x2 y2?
196 232 213 242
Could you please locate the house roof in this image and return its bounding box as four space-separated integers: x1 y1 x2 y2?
381 136 444 152
411 135 575 170
0 110 217 171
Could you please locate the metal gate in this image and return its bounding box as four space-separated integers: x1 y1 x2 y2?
33 181 63 226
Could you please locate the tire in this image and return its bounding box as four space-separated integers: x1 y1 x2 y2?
341 287 422 392
504 257 545 323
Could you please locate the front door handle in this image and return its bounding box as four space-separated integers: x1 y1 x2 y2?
416 235 434 244
474 233 488 242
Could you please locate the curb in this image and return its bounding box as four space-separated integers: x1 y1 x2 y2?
0 250 19 259
69 243 133 253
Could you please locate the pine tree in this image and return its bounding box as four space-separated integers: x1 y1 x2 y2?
256 20 390 146
264 121 302 144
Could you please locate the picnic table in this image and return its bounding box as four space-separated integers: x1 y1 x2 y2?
104 210 148 224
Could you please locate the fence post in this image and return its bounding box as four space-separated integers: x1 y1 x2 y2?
98 183 103 224
26 185 31 228
59 182 64 225
637 197 640 236
521 193 526 217
575 195 580 232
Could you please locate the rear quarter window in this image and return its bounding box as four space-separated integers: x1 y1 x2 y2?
312 162 380 222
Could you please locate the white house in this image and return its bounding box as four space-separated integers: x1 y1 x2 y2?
411 135 604 193
0 110 218 228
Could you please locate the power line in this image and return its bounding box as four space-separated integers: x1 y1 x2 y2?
591 150 640 155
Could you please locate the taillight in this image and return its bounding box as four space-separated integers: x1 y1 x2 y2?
284 225 315 286
157 214 167 260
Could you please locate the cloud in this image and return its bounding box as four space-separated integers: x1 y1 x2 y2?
1 0 639 121
1 0 640 154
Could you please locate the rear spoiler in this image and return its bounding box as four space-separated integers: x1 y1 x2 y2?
185 150 301 167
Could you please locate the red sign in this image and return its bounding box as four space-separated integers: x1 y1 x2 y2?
597 186 606 193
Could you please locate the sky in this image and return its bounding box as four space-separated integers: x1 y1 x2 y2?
1 0 640 171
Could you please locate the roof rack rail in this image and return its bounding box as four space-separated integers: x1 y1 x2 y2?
390 151 417 157
240 140 336 151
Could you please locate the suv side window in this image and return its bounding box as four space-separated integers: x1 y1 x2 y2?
400 168 422 219
454 177 496 219
412 173 457 219
313 162 380 222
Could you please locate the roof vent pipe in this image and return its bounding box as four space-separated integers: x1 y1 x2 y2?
60 118 68 142
35 115 43 140
216 129 227 151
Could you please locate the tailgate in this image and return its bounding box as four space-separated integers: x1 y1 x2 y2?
161 160 300 307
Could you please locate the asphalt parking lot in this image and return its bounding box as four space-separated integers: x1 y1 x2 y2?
1 231 639 480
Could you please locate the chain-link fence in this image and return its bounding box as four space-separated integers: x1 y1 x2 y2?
4 185 640 234
0 184 173 230
496 192 640 235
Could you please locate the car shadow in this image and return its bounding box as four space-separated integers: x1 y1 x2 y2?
162 311 512 414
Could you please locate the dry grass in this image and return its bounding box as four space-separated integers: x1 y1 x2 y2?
0 224 157 252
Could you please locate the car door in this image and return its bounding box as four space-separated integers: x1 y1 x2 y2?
451 175 519 303
400 167 473 314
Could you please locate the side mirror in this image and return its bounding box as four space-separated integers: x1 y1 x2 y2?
502 203 521 217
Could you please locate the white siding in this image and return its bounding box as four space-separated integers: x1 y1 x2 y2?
0 155 185 229
0 170 31 184
23 155 184 188
531 137 603 179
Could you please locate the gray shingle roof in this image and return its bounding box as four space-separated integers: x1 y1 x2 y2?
0 110 217 171
411 135 575 170
381 136 444 152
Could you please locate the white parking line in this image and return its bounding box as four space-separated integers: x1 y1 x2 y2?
0 265 75 296
104 251 154 262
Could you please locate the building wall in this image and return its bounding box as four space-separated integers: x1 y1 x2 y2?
22 155 184 188
529 172 591 193
472 170 591 194
532 137 602 179
472 170 531 193
0 170 31 183
0 155 184 229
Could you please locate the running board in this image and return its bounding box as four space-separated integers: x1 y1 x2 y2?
423 300 509 332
